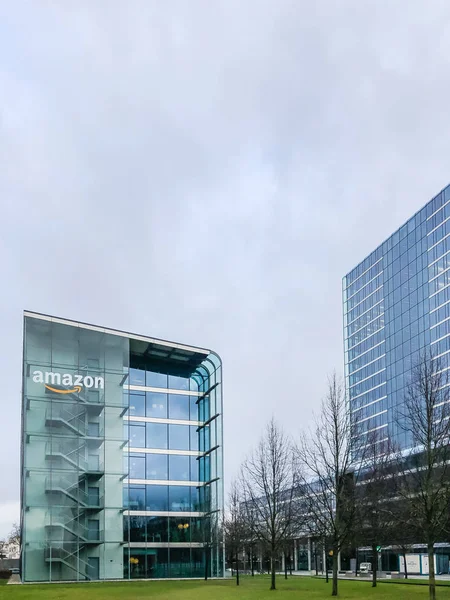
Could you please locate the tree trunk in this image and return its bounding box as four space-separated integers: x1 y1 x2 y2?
251 548 254 576
332 551 338 597
322 539 328 583
204 545 209 581
285 553 288 580
402 550 408 579
372 545 377 588
428 542 436 600
355 547 359 577
236 555 240 587
289 553 292 576
270 556 276 590
315 548 318 576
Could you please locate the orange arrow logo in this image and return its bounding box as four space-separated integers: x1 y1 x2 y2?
45 385 82 394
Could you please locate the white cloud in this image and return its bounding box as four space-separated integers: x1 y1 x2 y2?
0 0 450 505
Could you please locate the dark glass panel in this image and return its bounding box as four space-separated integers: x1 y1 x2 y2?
146 485 168 511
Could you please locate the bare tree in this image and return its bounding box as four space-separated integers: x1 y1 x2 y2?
296 373 364 597
390 510 416 580
394 351 450 600
355 432 397 588
8 523 20 547
244 505 258 576
241 418 297 590
223 481 246 586
280 538 295 579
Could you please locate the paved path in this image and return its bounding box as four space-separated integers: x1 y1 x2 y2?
290 570 450 582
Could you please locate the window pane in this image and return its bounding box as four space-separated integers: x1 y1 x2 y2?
200 426 210 452
146 392 167 418
123 516 130 542
129 392 146 417
146 516 168 543
197 486 208 512
129 549 146 579
190 456 199 482
199 456 210 482
190 396 198 421
129 454 146 479
129 424 146 448
88 422 100 437
146 454 168 480
169 455 190 481
199 397 210 422
168 375 189 391
169 425 190 451
146 485 168 511
168 395 189 420
190 426 199 451
146 371 168 388
128 486 145 510
130 515 146 542
169 486 192 511
146 423 168 449
129 368 146 386
169 517 191 542
192 487 202 511
190 518 204 542
152 548 169 579
170 548 191 578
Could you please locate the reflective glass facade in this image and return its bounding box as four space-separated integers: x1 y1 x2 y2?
344 184 450 451
21 312 224 581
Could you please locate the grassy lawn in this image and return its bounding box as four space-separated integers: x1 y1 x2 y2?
0 576 449 600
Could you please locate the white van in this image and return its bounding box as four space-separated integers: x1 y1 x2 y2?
360 563 372 573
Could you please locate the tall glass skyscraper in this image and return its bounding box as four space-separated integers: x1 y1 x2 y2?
343 184 450 451
21 311 224 582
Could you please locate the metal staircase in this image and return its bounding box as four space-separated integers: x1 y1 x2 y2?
44 416 104 580
46 403 104 437
45 441 104 474
45 475 103 509
42 383 108 581
44 483 103 580
44 545 93 580
46 405 88 436
46 509 103 543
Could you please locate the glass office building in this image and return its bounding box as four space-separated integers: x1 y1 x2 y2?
21 311 224 582
343 184 450 451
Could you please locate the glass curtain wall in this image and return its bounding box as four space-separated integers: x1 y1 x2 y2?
343 184 450 452
21 316 128 582
123 352 224 579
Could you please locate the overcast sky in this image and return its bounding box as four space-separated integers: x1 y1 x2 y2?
1 1 450 539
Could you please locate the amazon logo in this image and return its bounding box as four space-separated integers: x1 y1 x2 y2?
32 370 104 394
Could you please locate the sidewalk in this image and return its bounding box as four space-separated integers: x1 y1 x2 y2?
290 570 450 582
